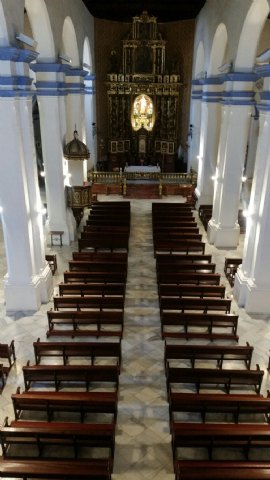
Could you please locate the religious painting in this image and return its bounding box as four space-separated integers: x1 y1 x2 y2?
118 141 124 153
110 141 117 153
168 142 175 154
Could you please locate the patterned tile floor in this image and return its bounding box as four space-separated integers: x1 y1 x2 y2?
0 195 270 479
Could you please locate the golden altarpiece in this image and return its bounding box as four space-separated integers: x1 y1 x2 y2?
106 11 181 172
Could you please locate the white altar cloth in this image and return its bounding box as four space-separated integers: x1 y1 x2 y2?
124 165 161 173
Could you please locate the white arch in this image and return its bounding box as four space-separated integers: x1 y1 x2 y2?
25 0 55 61
194 41 205 78
235 0 269 71
83 36 96 169
0 2 9 47
62 16 79 66
83 36 92 73
208 23 228 76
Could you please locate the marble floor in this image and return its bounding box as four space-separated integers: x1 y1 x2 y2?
1 196 270 479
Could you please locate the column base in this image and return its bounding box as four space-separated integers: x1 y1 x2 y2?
195 188 213 208
4 275 42 314
39 263 53 303
207 219 240 248
234 270 270 313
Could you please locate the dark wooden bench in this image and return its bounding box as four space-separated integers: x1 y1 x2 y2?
166 364 264 395
160 297 231 314
0 458 112 479
161 312 239 341
224 257 242 286
78 236 129 253
152 202 193 211
158 272 220 285
156 253 212 263
12 387 118 423
72 251 128 262
47 310 124 338
175 460 270 480
158 284 226 299
68 260 127 274
53 295 124 311
33 338 122 370
64 271 127 284
45 254 57 275
153 227 200 236
172 423 270 462
0 341 16 369
23 362 119 391
154 240 206 256
83 225 130 235
169 392 270 424
157 262 216 275
154 234 203 246
86 218 130 226
58 283 126 298
0 417 115 461
164 342 253 369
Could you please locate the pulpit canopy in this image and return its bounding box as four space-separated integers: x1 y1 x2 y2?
64 129 90 160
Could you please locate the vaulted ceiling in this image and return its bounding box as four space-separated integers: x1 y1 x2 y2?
82 0 206 23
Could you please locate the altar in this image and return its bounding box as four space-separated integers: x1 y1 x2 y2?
124 165 161 173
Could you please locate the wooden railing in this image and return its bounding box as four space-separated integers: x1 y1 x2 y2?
88 170 197 186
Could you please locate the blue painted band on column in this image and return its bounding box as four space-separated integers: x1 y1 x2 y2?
260 91 270 100
0 75 33 86
0 46 38 63
30 63 68 73
220 99 256 106
0 90 34 97
257 103 270 112
85 73 96 81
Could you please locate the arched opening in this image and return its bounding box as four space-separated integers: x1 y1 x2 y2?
83 36 96 171
208 23 228 75
131 94 155 131
62 16 80 66
235 0 269 71
25 0 55 61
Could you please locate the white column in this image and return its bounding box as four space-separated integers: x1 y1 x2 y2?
85 72 96 170
19 96 52 302
234 66 270 312
195 77 223 207
0 47 53 312
31 63 73 245
188 80 202 172
207 73 256 248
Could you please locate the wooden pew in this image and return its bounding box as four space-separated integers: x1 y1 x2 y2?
33 338 122 370
156 253 212 264
23 362 119 391
0 417 115 461
58 283 126 298
224 257 242 286
153 233 203 244
152 202 192 210
172 423 270 462
0 340 16 369
164 342 253 369
83 225 130 236
160 297 231 314
72 251 128 262
45 254 57 275
166 364 264 395
53 295 124 311
154 240 206 256
153 227 200 235
158 284 226 300
78 236 129 253
86 218 130 227
175 460 270 480
157 262 216 274
152 221 197 229
47 310 124 338
68 260 127 274
64 271 126 284
169 392 270 424
0 458 112 479
12 387 118 423
158 272 221 285
161 312 239 341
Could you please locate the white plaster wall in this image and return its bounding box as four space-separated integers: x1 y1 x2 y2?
193 0 254 75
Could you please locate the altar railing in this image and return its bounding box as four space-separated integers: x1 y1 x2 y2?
88 170 197 185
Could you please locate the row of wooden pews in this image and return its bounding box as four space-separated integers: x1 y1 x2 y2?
0 201 131 479
152 201 270 480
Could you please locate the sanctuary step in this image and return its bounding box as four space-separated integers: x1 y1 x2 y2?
125 183 160 198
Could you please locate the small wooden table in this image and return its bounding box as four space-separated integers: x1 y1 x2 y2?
49 231 64 247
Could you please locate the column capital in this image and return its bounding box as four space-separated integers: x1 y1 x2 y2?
0 46 39 63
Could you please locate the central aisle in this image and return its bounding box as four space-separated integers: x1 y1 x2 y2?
114 199 173 479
